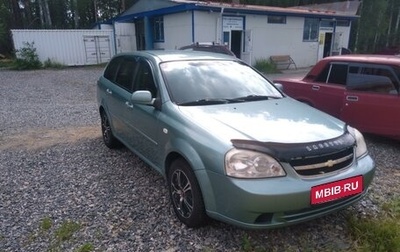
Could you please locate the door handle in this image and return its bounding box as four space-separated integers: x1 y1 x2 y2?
346 95 358 102
312 85 320 91
106 89 112 95
125 101 134 108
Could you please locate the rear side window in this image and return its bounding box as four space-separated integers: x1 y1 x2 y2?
133 60 157 98
315 63 348 85
327 64 348 85
104 57 122 82
104 56 138 92
115 59 137 92
347 65 399 94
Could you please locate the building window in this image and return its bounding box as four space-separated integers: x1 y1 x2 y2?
268 15 286 24
336 20 350 27
303 18 319 42
223 32 230 44
320 20 335 28
153 16 164 42
320 19 350 28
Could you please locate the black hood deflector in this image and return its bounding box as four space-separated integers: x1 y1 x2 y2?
231 132 356 162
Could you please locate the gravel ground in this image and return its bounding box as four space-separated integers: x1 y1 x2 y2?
0 67 399 252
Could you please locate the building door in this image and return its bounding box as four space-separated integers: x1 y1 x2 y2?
231 30 242 58
222 16 244 59
117 35 136 53
318 30 333 61
83 36 112 64
135 20 145 50
323 32 333 58
241 29 252 65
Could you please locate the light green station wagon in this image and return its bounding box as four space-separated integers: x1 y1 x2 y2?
96 50 375 229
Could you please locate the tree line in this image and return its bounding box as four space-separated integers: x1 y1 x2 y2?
1 0 399 56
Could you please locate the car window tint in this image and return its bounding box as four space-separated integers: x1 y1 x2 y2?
393 66 400 91
347 66 398 94
363 67 398 88
104 57 122 82
115 58 137 92
160 60 282 104
315 64 330 82
349 66 360 74
327 64 348 85
133 60 157 97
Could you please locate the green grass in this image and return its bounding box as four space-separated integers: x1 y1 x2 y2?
348 198 400 252
235 198 400 252
241 234 266 252
1 57 106 70
39 217 53 232
16 198 400 252
54 221 80 242
26 218 94 251
253 58 280 74
0 59 13 68
76 243 94 252
43 58 66 69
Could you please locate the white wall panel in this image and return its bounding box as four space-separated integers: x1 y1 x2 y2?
246 15 318 67
11 29 116 66
157 12 192 50
114 22 136 53
154 11 352 68
193 12 220 43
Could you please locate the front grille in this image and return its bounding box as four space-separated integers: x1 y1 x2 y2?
290 147 354 176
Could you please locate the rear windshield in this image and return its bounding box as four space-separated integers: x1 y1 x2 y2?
160 60 282 104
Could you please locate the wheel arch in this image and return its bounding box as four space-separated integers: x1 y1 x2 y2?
163 138 206 176
164 143 217 212
99 105 106 114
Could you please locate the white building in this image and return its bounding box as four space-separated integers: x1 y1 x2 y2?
113 0 360 68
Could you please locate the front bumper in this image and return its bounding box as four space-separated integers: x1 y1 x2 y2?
199 154 375 229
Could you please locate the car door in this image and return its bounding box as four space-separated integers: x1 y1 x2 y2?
123 58 163 170
100 56 137 140
340 64 400 137
307 63 348 118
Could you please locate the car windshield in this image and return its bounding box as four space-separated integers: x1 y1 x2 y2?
160 60 283 105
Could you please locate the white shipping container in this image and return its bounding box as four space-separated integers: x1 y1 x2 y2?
11 29 116 66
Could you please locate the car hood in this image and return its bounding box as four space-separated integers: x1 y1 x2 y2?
178 98 345 144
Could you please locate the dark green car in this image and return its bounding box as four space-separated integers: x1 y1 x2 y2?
96 50 375 229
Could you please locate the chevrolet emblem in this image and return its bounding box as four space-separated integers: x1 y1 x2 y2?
325 160 336 167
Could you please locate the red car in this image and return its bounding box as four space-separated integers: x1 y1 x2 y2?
274 55 400 140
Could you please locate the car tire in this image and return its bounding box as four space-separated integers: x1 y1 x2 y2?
168 158 207 228
100 111 121 149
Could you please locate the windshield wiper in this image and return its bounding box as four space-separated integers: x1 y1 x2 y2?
178 95 281 106
229 95 280 102
178 98 230 106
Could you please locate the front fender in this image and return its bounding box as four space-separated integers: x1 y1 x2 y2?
164 137 218 212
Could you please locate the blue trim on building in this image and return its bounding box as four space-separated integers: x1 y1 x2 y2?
115 4 198 22
114 3 358 23
144 16 153 50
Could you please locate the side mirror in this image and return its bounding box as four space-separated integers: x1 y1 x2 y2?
274 83 284 91
131 90 154 105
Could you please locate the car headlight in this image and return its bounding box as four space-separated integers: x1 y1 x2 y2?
225 149 286 178
347 126 368 158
